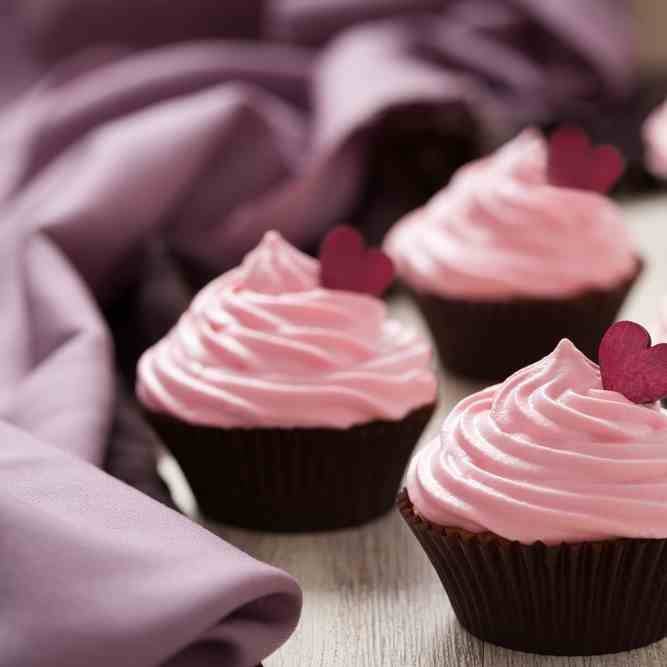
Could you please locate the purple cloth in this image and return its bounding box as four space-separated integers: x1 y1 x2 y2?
0 15 304 660
0 1 633 664
1 0 634 273
0 170 301 666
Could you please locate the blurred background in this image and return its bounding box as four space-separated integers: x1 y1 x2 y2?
635 0 667 71
2 1 666 266
2 0 667 347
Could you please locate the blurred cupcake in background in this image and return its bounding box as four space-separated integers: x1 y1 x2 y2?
643 98 667 178
644 100 667 408
384 128 642 381
399 322 667 655
137 228 437 531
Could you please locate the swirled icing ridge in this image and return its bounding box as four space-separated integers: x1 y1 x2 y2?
137 231 436 428
384 129 637 299
407 339 667 544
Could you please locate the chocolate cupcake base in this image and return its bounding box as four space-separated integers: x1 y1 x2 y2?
398 490 667 656
411 261 642 382
146 405 434 532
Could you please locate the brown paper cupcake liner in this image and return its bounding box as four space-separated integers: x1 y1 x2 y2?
398 490 667 655
145 404 434 532
410 259 642 382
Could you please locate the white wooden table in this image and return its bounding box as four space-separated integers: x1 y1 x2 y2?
161 194 667 667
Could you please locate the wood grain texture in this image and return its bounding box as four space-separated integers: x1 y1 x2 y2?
161 195 667 666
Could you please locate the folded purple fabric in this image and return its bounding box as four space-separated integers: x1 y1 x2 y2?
0 71 301 667
2 0 634 274
0 1 633 664
0 426 298 667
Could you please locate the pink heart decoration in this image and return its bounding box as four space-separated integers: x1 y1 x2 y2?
598 321 667 404
319 226 395 296
547 126 624 194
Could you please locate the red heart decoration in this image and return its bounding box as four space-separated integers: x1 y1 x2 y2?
598 321 667 404
547 126 624 194
319 226 395 296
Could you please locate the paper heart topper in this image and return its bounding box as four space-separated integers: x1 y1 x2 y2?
598 321 667 404
319 226 395 296
547 126 624 194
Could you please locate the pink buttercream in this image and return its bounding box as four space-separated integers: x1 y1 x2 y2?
407 339 667 544
137 231 437 428
644 98 667 178
384 129 637 300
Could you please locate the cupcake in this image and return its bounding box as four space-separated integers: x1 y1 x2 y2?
399 323 667 655
137 229 437 531
643 98 667 179
384 128 642 381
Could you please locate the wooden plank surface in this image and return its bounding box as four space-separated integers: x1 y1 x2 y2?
161 194 667 666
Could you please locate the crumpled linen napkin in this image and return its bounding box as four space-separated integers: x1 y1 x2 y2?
0 71 301 667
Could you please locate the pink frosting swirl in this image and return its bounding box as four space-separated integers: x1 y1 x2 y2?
644 98 667 178
407 339 667 544
137 231 437 428
384 129 637 300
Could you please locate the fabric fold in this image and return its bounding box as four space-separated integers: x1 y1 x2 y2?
0 72 302 667
0 423 300 667
1 0 635 276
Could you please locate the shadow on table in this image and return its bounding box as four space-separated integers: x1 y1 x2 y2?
208 506 433 595
434 614 667 667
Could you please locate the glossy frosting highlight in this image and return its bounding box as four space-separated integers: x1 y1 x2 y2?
407 339 667 544
384 129 637 300
137 231 436 428
644 98 667 178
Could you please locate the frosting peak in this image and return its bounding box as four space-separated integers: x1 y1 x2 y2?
232 230 318 294
493 339 597 424
137 232 436 429
408 339 667 544
384 129 637 300
470 128 545 185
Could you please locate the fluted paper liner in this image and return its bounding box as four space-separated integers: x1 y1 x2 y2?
398 490 667 655
411 259 642 382
145 404 433 532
